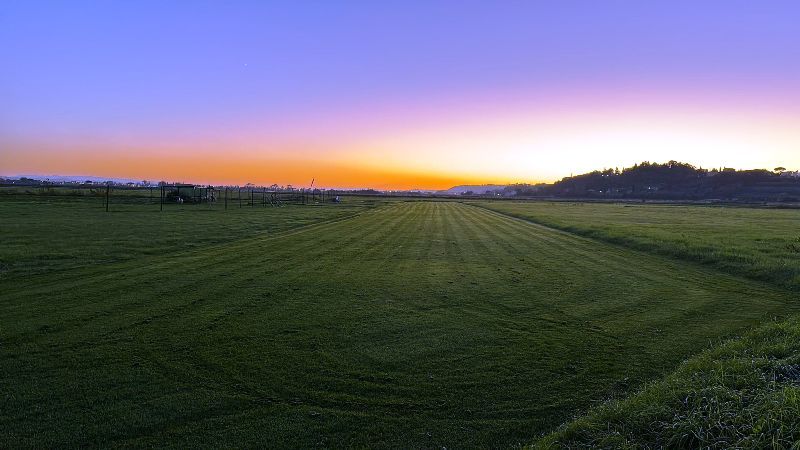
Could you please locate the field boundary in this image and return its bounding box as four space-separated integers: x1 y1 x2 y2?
464 201 793 295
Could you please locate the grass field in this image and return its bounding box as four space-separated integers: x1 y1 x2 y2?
0 195 388 280
534 317 800 448
471 200 800 291
2 198 796 447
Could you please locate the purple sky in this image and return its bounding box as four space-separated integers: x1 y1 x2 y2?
2 1 799 187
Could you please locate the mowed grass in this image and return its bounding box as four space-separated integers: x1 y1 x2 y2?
0 195 388 280
471 200 800 291
1 201 796 447
534 317 800 448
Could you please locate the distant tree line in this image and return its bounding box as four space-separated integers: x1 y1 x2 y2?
532 161 800 201
451 161 800 201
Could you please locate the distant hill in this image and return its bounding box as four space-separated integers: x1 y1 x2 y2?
436 162 800 202
2 174 143 184
439 184 507 195
541 161 800 201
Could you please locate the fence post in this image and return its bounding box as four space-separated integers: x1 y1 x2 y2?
105 183 110 212
225 187 228 210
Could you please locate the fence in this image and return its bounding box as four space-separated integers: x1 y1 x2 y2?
0 183 338 212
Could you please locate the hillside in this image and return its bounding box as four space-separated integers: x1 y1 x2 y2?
438 162 800 201
543 161 800 201
438 184 507 195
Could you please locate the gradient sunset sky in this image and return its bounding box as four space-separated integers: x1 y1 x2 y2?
2 1 799 189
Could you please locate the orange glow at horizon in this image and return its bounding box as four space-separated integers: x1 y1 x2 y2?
0 148 487 190
3 96 799 190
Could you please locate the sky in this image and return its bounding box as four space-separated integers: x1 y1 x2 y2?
2 1 799 189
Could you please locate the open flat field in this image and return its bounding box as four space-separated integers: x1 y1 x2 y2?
1 199 796 447
472 200 800 291
0 195 388 280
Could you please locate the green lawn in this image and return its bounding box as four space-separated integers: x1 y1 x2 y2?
1 200 795 447
534 317 800 448
470 200 800 291
0 195 388 280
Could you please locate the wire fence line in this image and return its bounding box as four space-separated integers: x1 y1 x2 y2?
0 183 340 211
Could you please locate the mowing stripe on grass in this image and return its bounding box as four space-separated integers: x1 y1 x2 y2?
1 201 795 447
